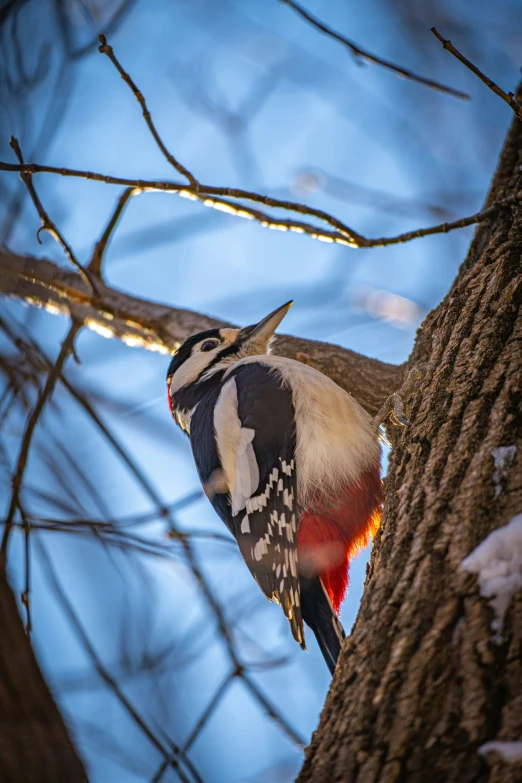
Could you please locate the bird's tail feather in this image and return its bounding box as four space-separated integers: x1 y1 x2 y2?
300 576 345 675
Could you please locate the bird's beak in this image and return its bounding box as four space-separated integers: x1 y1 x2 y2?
239 301 293 347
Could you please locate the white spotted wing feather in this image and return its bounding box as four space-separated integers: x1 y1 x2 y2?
213 364 304 646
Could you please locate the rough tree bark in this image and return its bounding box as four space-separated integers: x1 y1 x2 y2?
297 106 522 780
0 562 87 782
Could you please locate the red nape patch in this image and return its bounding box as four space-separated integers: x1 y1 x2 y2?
167 376 174 416
297 467 382 613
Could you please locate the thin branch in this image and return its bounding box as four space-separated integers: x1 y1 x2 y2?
150 672 236 782
1 322 80 557
241 671 305 746
178 538 306 749
0 160 365 245
281 0 469 100
3 159 519 249
8 137 98 293
70 0 137 60
365 192 522 246
98 35 198 186
183 672 235 753
37 539 203 783
88 186 140 275
431 28 522 122
0 249 404 416
25 492 205 531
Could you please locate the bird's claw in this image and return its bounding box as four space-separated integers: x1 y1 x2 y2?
371 362 432 430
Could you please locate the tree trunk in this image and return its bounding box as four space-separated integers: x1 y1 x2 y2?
298 115 522 780
0 562 87 782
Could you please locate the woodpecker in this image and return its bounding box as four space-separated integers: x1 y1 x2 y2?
166 302 382 674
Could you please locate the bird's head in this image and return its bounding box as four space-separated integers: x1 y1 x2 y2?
167 301 292 407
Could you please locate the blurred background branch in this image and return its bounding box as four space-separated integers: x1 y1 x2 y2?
280 0 469 99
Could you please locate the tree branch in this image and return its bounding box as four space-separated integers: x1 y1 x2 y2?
2 160 519 249
8 137 98 292
431 28 522 122
0 248 403 416
281 0 469 100
88 186 140 276
98 34 198 186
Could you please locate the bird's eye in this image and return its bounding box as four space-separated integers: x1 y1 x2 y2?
200 340 218 352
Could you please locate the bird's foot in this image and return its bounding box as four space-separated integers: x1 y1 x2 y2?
371 362 432 429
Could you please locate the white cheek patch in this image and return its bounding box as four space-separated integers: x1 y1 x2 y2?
169 346 219 393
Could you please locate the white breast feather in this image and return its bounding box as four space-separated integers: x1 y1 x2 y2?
225 355 380 506
213 377 260 515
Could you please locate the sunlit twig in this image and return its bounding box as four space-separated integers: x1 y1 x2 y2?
2 159 519 249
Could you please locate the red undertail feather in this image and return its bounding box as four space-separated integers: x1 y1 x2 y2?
297 466 382 613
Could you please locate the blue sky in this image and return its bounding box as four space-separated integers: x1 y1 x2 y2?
1 0 519 780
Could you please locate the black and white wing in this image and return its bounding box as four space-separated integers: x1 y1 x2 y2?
190 362 303 647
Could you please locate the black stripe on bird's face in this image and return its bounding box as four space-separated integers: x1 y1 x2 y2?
167 327 246 416
166 328 223 380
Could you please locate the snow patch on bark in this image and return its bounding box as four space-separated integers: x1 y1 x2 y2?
479 741 522 764
461 514 522 642
492 445 516 498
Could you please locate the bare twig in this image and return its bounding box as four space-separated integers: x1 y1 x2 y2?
98 35 198 186
8 137 98 293
183 672 235 753
0 160 365 245
281 0 469 100
88 186 140 275
2 159 519 249
1 322 80 558
241 670 305 745
150 669 232 782
431 28 522 122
